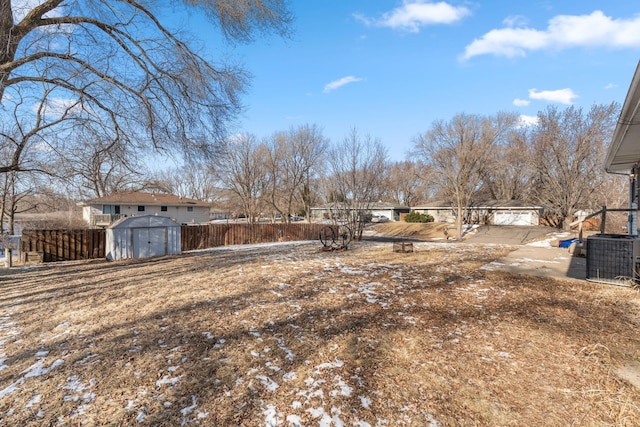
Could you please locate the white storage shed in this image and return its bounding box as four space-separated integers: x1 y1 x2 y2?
106 215 181 261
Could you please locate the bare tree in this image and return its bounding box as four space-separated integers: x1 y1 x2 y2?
60 129 151 199
265 124 328 222
528 103 618 228
153 161 220 202
383 160 431 207
215 134 269 224
327 128 388 240
1 0 293 174
414 112 519 239
477 125 534 202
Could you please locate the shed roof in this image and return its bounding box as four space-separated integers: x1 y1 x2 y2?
605 61 640 173
108 215 180 229
84 191 209 206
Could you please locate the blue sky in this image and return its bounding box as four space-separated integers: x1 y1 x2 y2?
181 1 640 162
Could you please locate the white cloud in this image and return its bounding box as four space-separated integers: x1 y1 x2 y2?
503 15 528 28
355 1 470 33
604 83 616 90
461 10 640 60
323 76 363 93
513 98 530 107
519 115 538 126
33 97 83 117
528 88 578 105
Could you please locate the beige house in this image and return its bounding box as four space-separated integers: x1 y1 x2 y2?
310 201 410 222
80 191 211 227
412 200 543 226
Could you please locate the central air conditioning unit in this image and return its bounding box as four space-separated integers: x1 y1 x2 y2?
586 234 640 285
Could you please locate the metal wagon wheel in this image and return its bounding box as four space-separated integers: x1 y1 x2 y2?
319 226 336 247
335 225 352 249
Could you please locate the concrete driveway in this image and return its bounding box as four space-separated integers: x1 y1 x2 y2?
482 245 586 281
465 225 586 281
464 225 560 245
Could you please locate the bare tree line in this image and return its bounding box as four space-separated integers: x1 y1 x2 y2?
2 103 626 234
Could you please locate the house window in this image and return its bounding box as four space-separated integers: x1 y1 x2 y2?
137 206 145 212
102 205 120 214
187 207 193 212
161 206 168 212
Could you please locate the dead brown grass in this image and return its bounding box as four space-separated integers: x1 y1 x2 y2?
370 222 450 240
0 241 638 426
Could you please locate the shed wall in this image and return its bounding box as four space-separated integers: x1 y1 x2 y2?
105 216 181 261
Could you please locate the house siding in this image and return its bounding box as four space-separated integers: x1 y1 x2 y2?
83 204 209 226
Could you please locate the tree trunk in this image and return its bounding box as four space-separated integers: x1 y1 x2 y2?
0 0 20 102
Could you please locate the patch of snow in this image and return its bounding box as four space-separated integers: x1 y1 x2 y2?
25 394 41 408
359 395 371 409
283 371 297 382
23 358 63 378
515 257 559 264
0 380 21 398
77 354 98 364
180 395 199 426
309 407 332 426
313 359 344 374
331 406 345 427
263 404 281 427
330 375 352 397
286 414 303 426
63 375 96 404
155 375 180 387
255 375 279 392
276 337 294 362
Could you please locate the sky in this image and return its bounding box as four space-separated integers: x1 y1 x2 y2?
177 0 640 162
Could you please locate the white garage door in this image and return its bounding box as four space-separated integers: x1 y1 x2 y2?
494 211 533 226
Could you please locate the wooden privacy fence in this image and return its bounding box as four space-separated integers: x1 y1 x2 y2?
19 223 326 262
181 223 326 251
20 229 106 262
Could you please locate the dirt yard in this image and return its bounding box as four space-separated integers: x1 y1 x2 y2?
0 239 639 426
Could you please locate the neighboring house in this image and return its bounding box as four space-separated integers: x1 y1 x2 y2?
310 201 410 222
412 200 544 226
209 208 230 221
411 201 457 223
79 191 211 227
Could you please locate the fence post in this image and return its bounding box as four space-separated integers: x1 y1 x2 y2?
600 206 606 234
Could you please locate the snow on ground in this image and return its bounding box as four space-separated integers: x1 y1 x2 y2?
0 239 543 425
526 232 570 248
